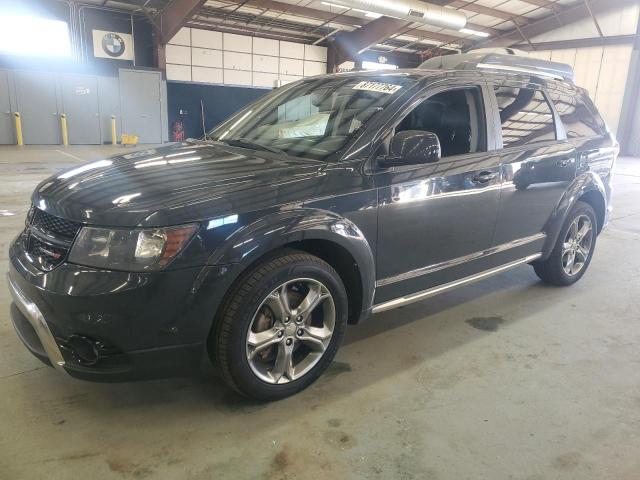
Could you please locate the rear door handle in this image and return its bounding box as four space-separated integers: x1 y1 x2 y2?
472 171 498 184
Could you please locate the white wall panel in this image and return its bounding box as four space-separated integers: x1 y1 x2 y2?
224 70 252 86
192 48 223 68
224 51 252 71
528 51 551 61
280 58 304 76
253 72 279 88
304 44 327 62
191 29 222 50
166 44 191 65
253 55 279 73
573 47 603 98
166 64 191 82
598 5 640 37
550 49 576 68
192 66 223 84
303 61 326 77
167 28 326 91
594 44 633 134
170 27 191 46
530 44 633 135
280 41 304 59
224 33 252 53
530 6 639 42
280 75 303 85
253 37 279 56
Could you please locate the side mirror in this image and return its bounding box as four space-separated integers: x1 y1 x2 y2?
380 130 441 167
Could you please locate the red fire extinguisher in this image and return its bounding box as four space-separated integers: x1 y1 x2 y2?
172 120 185 142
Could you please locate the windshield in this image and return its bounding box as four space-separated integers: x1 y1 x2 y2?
207 75 416 161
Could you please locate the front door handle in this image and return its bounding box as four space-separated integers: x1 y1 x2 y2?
472 171 498 184
556 157 573 167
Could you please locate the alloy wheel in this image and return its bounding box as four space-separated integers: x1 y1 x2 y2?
246 278 335 384
562 214 593 276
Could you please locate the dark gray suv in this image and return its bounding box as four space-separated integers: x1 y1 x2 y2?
8 52 617 400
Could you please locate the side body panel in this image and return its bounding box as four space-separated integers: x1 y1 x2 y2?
487 77 578 252
372 79 504 304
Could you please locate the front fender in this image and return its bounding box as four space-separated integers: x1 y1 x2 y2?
541 171 607 259
207 208 376 317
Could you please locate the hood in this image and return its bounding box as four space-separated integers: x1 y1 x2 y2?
33 142 324 227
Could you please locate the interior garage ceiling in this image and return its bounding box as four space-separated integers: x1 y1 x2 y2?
87 0 637 58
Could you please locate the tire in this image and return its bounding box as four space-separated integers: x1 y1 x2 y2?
212 249 348 401
533 201 598 286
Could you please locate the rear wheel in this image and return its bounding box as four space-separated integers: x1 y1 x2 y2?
213 250 348 401
533 201 597 286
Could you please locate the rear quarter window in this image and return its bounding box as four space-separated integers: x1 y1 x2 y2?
494 86 557 148
549 90 605 139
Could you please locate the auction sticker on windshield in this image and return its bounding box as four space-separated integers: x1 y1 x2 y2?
352 81 403 94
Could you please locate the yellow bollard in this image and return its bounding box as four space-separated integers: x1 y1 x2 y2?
14 112 23 146
110 115 117 145
60 113 69 146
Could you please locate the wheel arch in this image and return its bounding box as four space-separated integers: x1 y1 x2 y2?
206 208 376 328
541 172 607 259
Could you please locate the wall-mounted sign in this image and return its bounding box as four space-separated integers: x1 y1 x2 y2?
92 30 134 61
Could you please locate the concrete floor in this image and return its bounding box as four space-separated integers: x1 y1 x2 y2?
1 145 639 480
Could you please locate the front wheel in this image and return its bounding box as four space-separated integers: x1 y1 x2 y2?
212 250 348 401
533 201 597 286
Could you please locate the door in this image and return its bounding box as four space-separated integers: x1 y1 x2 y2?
15 71 60 145
491 83 577 249
375 84 502 304
119 70 162 144
60 75 101 144
0 70 13 144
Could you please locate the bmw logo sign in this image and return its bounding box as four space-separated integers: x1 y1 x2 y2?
102 33 126 58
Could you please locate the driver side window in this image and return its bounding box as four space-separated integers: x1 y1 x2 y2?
396 87 487 157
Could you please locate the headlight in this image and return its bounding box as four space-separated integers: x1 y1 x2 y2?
68 224 198 271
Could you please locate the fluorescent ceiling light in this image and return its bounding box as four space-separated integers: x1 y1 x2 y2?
459 28 490 38
0 14 72 57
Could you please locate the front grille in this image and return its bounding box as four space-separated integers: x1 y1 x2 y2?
30 208 81 240
24 207 82 271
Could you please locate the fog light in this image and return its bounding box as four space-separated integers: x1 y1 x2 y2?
66 335 100 366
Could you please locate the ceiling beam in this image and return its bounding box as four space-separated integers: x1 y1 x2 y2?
469 0 640 49
513 33 640 50
158 0 207 43
332 17 411 64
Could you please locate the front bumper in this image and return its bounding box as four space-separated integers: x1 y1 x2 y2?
8 272 66 371
7 239 233 382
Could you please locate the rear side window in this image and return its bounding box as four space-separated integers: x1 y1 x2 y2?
548 91 604 139
494 86 556 148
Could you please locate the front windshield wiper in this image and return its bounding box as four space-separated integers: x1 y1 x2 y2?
221 138 286 155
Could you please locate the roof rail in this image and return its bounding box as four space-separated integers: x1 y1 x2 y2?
419 51 575 82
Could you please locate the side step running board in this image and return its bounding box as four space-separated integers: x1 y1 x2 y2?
372 254 542 314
